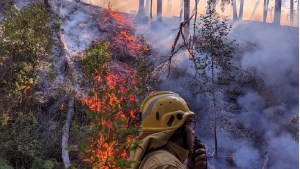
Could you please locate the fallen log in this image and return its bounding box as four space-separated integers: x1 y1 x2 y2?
62 97 74 169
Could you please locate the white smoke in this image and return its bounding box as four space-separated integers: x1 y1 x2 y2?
267 134 299 169
232 21 299 168
141 17 299 168
233 145 260 168
234 22 299 105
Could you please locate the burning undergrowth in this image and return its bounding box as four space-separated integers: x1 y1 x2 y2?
78 8 156 168
99 9 150 59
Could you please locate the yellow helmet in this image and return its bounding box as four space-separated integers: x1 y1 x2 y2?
140 91 195 132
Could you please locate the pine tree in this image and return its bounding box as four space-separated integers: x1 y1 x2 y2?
194 7 237 155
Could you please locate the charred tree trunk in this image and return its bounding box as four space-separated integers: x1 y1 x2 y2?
184 0 190 36
274 0 281 25
180 0 184 21
62 98 74 169
44 0 50 9
157 0 163 22
263 0 269 22
239 0 244 19
290 0 294 26
150 0 153 19
136 0 148 22
232 0 238 21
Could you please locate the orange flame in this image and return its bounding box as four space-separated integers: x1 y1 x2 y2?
81 66 139 168
82 8 149 168
60 103 65 110
107 9 133 26
120 30 137 41
101 8 148 57
23 85 31 94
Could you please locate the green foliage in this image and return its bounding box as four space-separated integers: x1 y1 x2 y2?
0 109 62 169
80 41 112 78
0 112 42 168
0 4 60 168
1 3 55 57
0 3 59 99
43 160 55 169
195 8 236 76
31 158 55 169
0 158 13 169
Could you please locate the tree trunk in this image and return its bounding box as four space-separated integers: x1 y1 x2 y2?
184 0 190 36
239 0 244 19
290 0 294 26
145 0 150 16
167 0 172 16
211 56 218 156
157 0 163 22
274 0 281 25
263 0 269 22
62 98 74 169
192 0 200 13
232 0 238 21
136 0 148 22
180 0 184 21
150 0 153 19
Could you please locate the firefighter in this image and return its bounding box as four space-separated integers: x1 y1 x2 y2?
130 91 207 169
